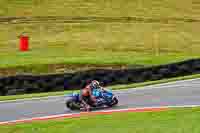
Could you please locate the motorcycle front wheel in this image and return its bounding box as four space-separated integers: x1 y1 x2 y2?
106 97 118 107
111 97 118 106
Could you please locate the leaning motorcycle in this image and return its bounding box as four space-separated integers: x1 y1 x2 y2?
65 88 118 111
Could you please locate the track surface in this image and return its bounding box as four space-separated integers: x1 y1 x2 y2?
1 78 200 122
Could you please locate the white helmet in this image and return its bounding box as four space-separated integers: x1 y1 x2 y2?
91 80 100 89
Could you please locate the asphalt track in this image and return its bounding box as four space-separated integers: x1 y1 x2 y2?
1 78 200 122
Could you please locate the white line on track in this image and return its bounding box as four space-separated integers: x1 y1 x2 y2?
0 104 200 125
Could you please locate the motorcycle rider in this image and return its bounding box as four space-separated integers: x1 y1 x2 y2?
80 80 105 111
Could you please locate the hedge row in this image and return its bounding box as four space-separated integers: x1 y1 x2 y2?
0 59 200 96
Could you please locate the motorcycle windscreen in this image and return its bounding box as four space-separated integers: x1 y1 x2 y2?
103 91 113 98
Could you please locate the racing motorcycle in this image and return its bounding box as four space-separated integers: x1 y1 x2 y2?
65 88 118 111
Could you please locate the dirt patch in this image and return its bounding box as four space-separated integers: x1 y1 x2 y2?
0 63 144 77
0 16 199 24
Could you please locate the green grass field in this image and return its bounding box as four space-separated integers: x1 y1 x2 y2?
1 22 200 67
1 107 200 133
0 0 200 73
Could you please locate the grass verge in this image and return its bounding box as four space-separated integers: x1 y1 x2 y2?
0 73 200 101
1 107 200 133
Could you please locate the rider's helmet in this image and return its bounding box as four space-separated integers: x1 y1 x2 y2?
90 80 100 90
82 89 89 97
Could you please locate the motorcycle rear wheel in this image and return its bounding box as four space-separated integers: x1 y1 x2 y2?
66 100 80 110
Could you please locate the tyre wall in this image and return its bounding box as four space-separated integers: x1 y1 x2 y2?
0 59 200 96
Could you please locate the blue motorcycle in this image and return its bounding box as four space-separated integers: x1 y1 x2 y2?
65 88 118 111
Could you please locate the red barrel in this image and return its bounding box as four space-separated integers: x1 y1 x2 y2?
19 35 29 51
